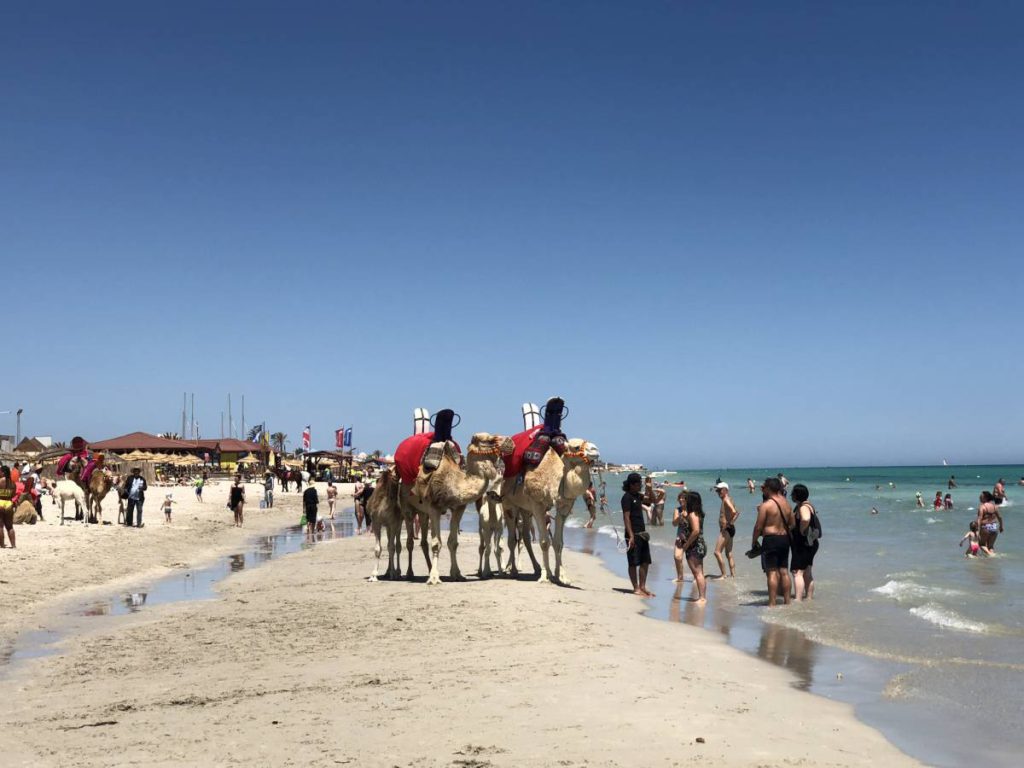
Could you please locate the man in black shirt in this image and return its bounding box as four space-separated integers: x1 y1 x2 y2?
303 484 319 535
622 472 654 597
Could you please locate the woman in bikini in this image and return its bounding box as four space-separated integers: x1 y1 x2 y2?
676 491 707 603
976 491 1004 552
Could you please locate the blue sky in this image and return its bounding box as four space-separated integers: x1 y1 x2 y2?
3 1 1022 467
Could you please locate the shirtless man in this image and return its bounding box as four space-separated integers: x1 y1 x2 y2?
746 477 755 494
713 482 740 577
993 478 1007 505
751 477 793 607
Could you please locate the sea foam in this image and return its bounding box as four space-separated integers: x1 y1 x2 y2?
873 580 962 601
909 603 988 633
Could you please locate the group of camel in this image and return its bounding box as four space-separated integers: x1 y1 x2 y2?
368 404 599 587
52 456 122 526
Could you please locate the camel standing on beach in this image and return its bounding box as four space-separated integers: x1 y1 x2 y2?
399 433 510 585
368 469 403 581
475 488 506 579
87 470 115 526
503 438 599 585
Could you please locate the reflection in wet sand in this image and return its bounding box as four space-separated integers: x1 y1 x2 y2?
756 621 818 691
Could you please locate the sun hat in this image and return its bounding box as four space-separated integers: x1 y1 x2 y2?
715 482 729 491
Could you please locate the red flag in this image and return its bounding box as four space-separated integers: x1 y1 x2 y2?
302 426 311 451
335 427 345 449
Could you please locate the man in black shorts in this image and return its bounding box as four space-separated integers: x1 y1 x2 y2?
303 483 319 536
751 477 793 606
621 472 654 597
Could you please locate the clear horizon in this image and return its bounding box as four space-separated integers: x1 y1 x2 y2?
4 2 1022 467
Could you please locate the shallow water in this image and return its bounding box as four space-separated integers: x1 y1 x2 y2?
571 465 1023 768
1 510 358 672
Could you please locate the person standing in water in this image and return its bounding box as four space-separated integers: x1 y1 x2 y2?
621 472 654 597
747 477 755 494
789 484 820 601
676 491 707 603
976 492 1004 551
948 475 958 489
752 477 793 607
229 476 245 527
713 481 740 578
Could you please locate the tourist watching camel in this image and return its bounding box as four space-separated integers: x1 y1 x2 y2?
0 465 15 548
622 472 654 597
124 467 147 528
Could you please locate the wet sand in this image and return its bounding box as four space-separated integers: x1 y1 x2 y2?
4 519 920 767
0 479 352 653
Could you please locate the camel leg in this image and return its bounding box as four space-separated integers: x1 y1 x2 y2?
448 505 467 581
388 521 401 578
521 514 541 575
370 516 383 582
475 499 489 579
59 498 65 526
534 509 553 583
405 514 417 579
504 508 519 575
492 499 505 574
425 511 442 585
553 502 571 585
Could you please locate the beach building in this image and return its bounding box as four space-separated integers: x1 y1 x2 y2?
88 432 269 473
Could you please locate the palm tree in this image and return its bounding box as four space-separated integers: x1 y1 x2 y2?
160 432 182 440
271 432 288 453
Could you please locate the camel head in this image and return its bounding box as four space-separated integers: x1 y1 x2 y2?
560 439 600 499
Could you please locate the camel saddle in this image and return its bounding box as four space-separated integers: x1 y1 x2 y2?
394 432 462 486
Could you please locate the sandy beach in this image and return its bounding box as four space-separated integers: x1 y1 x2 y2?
3 506 920 767
0 479 347 653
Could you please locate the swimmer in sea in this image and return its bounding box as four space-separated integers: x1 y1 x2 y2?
915 491 925 508
870 507 879 515
959 521 983 557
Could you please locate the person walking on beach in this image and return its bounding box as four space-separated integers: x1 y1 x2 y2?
713 481 740 578
751 477 793 607
326 481 338 518
263 472 275 509
194 475 204 502
162 494 174 524
672 492 687 581
124 467 147 528
0 465 16 549
622 472 654 597
303 483 319 536
676 491 707 603
976 492 1004 551
789 484 820 601
229 476 245 527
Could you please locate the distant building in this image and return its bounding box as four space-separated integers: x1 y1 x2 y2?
14 436 48 454
0 434 13 453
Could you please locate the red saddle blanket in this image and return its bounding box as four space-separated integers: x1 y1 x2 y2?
503 426 542 478
394 432 462 485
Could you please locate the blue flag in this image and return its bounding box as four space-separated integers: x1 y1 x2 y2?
343 427 352 448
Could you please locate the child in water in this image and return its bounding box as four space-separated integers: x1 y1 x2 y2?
944 493 953 510
959 521 983 557
934 491 943 510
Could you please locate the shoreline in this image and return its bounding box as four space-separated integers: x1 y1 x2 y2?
4 512 920 767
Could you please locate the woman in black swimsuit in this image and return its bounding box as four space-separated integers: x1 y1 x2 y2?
789 484 819 601
229 476 246 527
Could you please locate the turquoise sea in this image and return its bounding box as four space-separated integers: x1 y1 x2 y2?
561 464 1023 768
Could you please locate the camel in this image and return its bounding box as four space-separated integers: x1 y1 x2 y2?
87 470 115 526
398 433 510 585
54 480 88 525
502 437 600 585
367 469 403 581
